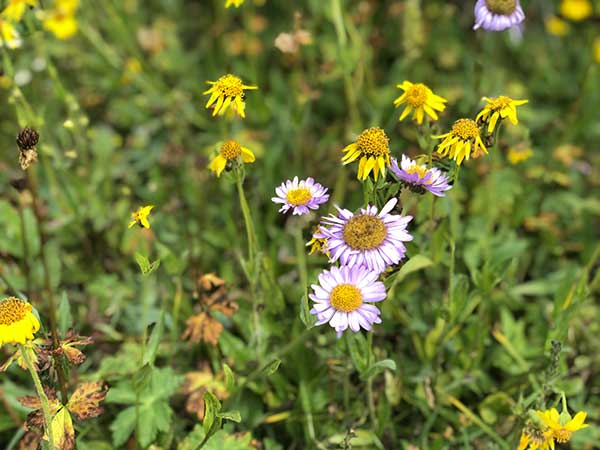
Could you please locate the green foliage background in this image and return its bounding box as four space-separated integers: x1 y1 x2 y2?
1 0 599 449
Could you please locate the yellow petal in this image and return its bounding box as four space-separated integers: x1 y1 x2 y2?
566 411 588 431
241 147 255 163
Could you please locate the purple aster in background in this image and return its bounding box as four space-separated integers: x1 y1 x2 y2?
272 176 329 215
316 198 412 274
473 0 525 32
309 265 386 336
389 155 452 197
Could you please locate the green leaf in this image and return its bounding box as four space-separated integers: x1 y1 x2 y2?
203 391 221 435
179 427 255 450
261 358 281 376
362 359 397 379
299 292 314 329
143 312 164 365
132 363 153 394
135 253 160 276
57 291 72 335
346 333 367 374
223 363 235 391
216 410 241 423
110 407 137 448
393 254 433 284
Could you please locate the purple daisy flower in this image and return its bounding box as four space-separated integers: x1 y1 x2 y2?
309 265 386 335
272 176 329 215
316 198 412 274
473 0 525 32
389 155 452 197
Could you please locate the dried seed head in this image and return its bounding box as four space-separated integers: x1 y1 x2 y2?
16 127 39 151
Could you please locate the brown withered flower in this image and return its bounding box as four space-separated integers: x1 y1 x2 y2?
182 364 229 421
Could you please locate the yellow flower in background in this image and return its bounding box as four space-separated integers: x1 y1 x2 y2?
507 146 533 165
594 37 600 63
476 96 528 134
209 139 255 177
1 0 38 22
0 17 21 48
42 0 79 40
0 297 40 347
342 127 391 181
545 16 570 36
306 228 329 257
560 0 593 21
517 428 555 450
129 205 154 229
434 119 487 165
225 0 244 7
537 408 589 444
203 74 257 118
394 81 447 125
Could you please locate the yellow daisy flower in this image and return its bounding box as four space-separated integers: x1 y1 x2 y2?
476 96 528 134
545 16 570 36
0 297 40 347
560 0 593 21
517 427 555 450
507 146 533 165
209 139 255 177
225 0 244 7
0 16 21 48
434 119 487 165
342 127 391 181
42 0 79 40
203 74 257 119
537 408 589 444
129 205 154 229
394 81 447 125
1 0 38 22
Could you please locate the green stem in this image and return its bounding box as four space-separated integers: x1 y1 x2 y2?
366 331 378 429
235 175 259 272
18 207 33 298
293 225 308 290
21 345 55 450
27 171 69 403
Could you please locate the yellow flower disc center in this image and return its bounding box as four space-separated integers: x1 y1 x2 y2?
286 188 313 206
485 0 516 14
451 119 480 142
554 429 572 444
220 140 242 160
357 127 390 157
330 284 363 312
214 74 244 97
0 297 30 325
343 215 387 251
406 164 429 179
405 84 429 107
487 95 512 111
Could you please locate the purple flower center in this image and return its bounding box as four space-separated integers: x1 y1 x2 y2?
343 214 387 250
330 284 363 312
485 0 517 15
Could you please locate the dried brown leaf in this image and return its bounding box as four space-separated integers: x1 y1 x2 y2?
67 381 108 421
181 312 223 346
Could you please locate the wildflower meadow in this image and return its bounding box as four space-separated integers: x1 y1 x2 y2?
1 1 600 449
